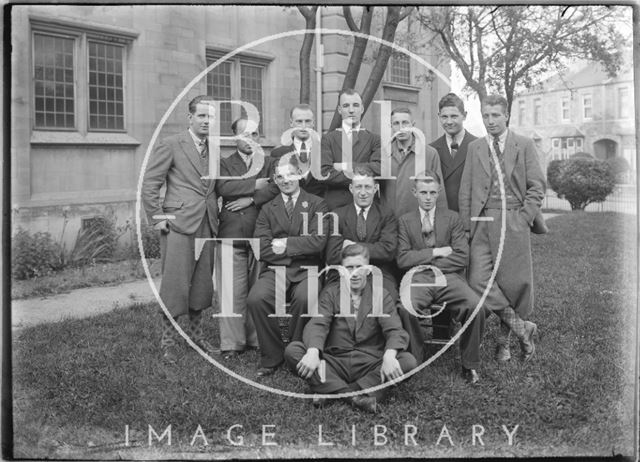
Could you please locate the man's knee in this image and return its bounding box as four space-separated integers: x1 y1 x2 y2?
284 341 306 371
397 351 417 372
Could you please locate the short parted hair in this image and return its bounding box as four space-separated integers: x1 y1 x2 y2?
482 94 509 114
438 93 466 113
341 243 370 262
188 95 211 114
230 118 247 135
352 165 376 179
391 107 412 117
289 103 314 119
414 169 441 186
337 88 361 105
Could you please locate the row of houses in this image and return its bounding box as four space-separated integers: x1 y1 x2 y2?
10 5 450 249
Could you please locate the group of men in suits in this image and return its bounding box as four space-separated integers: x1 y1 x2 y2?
142 89 545 412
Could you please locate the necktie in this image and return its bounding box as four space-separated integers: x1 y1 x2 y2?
199 139 209 181
299 142 308 163
356 208 367 240
245 155 253 172
493 136 502 158
422 213 435 248
450 142 459 157
351 128 359 145
285 194 294 219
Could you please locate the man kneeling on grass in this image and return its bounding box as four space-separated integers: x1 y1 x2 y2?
284 244 417 413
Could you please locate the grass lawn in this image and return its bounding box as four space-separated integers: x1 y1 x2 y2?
11 259 161 300
11 212 637 459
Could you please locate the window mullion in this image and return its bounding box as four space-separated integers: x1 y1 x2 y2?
77 33 88 135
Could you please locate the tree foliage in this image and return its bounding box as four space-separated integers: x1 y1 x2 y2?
415 6 630 117
547 158 615 210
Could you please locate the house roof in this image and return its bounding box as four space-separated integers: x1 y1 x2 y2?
547 125 585 138
530 61 633 93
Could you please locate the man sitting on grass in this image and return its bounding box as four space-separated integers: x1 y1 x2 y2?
284 244 416 413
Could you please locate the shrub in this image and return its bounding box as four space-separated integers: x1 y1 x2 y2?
570 151 594 160
137 222 161 259
12 228 63 279
68 216 118 266
605 156 631 183
547 158 615 210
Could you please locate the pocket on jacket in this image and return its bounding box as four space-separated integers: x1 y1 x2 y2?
163 200 184 211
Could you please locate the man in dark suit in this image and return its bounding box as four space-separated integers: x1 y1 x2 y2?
269 103 325 197
142 95 218 362
320 89 381 210
380 107 446 218
430 93 478 212
214 118 273 359
459 94 544 362
285 244 416 413
396 172 485 384
247 162 330 377
325 166 398 298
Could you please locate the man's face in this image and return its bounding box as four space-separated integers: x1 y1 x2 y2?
234 119 259 155
337 93 363 127
438 105 466 137
413 180 439 212
188 103 210 138
349 175 378 209
290 108 315 141
342 254 370 292
482 104 509 136
390 112 414 142
274 164 301 196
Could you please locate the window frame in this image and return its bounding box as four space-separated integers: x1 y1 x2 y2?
30 18 134 135
618 86 631 119
534 97 542 125
518 100 526 126
387 52 411 86
206 49 270 136
561 96 570 122
582 93 593 120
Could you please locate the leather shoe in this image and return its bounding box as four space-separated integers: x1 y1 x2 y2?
520 321 537 361
256 366 279 377
462 367 480 384
495 344 511 362
349 395 377 413
194 339 220 357
222 350 241 360
162 345 180 364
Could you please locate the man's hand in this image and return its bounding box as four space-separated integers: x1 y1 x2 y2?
342 239 356 249
255 178 269 190
154 220 170 234
433 246 453 258
272 238 287 255
297 348 321 379
380 349 403 382
225 197 253 212
333 162 348 172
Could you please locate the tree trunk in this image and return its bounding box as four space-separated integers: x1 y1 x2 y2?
297 6 318 104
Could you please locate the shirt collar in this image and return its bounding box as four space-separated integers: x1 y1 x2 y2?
293 138 311 152
237 150 252 164
446 129 465 148
354 203 372 218
188 128 206 148
281 189 301 204
341 121 362 133
419 206 436 223
391 135 416 155
486 129 508 146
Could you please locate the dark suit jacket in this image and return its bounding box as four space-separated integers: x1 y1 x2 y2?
215 151 273 239
142 131 218 235
320 129 381 209
269 144 326 197
325 202 398 285
254 189 329 283
303 281 409 357
459 130 546 238
396 207 468 275
430 131 477 212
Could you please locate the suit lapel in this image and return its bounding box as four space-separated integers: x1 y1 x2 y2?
355 282 372 333
364 204 380 241
229 151 249 176
343 205 357 238
178 132 206 178
409 209 426 250
434 208 447 247
289 190 308 235
271 195 291 234
504 132 519 180
450 133 472 173
477 140 491 176
435 137 453 169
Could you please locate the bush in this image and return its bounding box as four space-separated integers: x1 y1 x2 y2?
12 228 63 280
138 222 161 259
68 216 118 266
570 151 595 160
546 158 615 210
605 156 631 183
